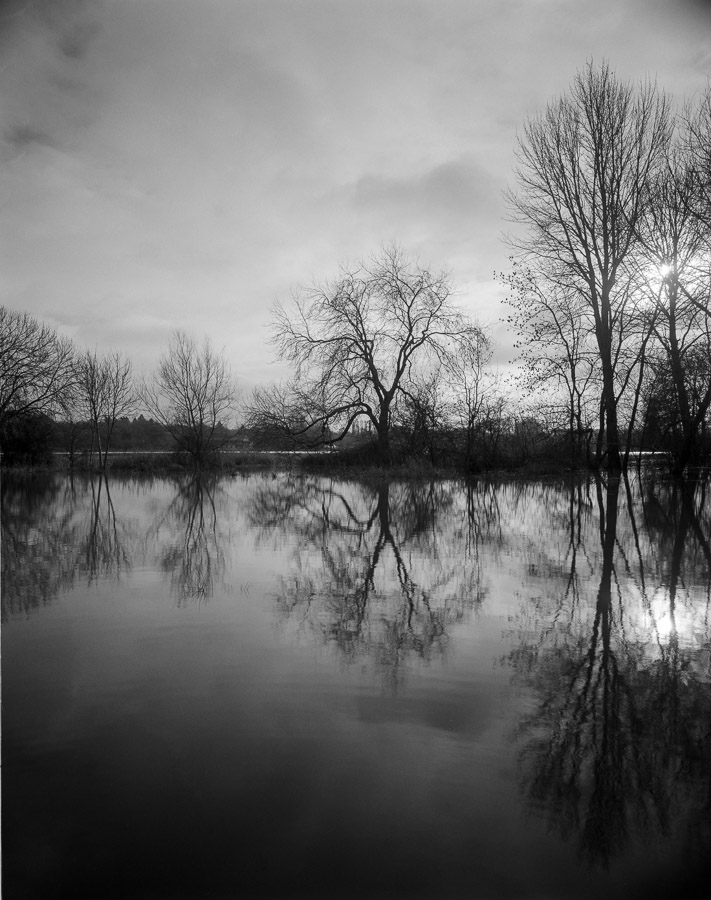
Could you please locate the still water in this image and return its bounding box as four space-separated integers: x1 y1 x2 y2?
2 469 710 899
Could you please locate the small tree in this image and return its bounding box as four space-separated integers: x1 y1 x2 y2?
76 350 135 468
142 331 236 466
448 328 493 466
265 245 489 463
395 369 451 464
502 264 598 464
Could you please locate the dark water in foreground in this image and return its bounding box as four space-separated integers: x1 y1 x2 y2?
2 470 710 899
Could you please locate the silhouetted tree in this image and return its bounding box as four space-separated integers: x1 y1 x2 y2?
394 369 450 464
635 134 711 470
502 263 598 463
142 331 237 466
76 349 136 468
686 84 711 232
447 327 494 467
0 307 75 446
508 62 672 470
260 245 489 463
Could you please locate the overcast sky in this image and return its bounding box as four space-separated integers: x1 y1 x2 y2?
1 0 710 390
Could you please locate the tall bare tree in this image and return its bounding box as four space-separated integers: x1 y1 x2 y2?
635 137 711 470
260 245 489 462
508 61 672 470
142 330 236 466
0 306 75 436
76 350 135 469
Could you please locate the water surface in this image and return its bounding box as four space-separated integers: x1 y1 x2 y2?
3 470 710 899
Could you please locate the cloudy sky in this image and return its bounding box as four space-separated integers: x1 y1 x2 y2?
1 0 710 389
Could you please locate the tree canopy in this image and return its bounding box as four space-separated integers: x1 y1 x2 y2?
0 306 75 434
252 245 490 461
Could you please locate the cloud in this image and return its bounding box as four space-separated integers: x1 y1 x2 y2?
353 159 498 223
3 122 55 154
0 0 104 160
2 0 711 388
58 17 98 58
680 0 711 17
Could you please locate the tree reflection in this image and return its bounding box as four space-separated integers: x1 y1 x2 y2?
1 471 140 619
1 472 79 620
248 475 490 688
82 474 132 583
509 472 711 869
2 470 230 616
156 474 226 604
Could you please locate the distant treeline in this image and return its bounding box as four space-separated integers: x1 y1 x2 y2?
1 406 701 475
0 413 234 466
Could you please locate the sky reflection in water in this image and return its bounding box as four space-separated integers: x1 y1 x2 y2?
2 470 710 899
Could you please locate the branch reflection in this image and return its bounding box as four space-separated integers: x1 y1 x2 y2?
156 474 226 604
509 472 711 869
82 473 132 584
1 472 81 620
248 475 491 689
1 471 138 619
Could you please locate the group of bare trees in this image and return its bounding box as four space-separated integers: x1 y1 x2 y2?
248 65 711 472
0 307 237 466
4 64 711 473
506 61 711 471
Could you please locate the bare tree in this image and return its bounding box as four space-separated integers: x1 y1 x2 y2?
502 263 598 463
263 245 489 462
76 350 135 468
394 367 451 464
448 328 494 466
0 306 75 435
508 61 672 470
686 85 711 231
142 330 236 466
634 136 711 470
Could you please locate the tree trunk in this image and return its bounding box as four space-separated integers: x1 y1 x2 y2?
376 402 391 464
667 285 695 472
603 381 622 471
377 421 391 464
596 400 605 468
596 306 622 471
